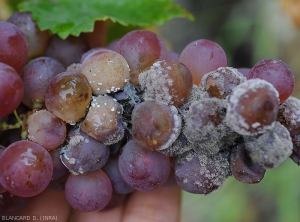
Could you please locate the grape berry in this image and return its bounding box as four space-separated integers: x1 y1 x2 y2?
0 13 298 215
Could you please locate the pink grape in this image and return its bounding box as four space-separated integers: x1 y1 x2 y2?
0 21 28 72
248 59 294 103
179 39 227 85
116 30 168 84
0 62 24 118
0 140 53 197
65 169 112 212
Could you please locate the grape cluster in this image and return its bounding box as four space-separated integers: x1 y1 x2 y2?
0 12 298 215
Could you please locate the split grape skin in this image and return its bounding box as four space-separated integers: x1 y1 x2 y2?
0 140 53 197
0 21 28 72
45 71 92 124
118 140 171 192
0 62 24 118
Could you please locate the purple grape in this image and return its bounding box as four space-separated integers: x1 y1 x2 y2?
102 191 128 211
20 56 65 108
102 155 134 194
0 62 24 118
0 192 27 216
65 169 112 212
230 142 265 184
179 39 227 85
118 140 170 192
237 67 251 78
116 30 168 84
60 127 110 175
248 59 294 103
27 109 67 151
174 150 230 194
49 148 68 180
0 140 53 197
46 35 89 67
0 21 28 72
7 12 50 57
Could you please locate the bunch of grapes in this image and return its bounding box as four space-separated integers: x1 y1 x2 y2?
0 12 298 215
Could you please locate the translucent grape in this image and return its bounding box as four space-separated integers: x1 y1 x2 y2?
20 56 65 108
132 101 181 150
0 21 28 72
248 59 294 103
179 39 227 85
65 169 112 212
60 127 110 175
174 150 230 194
0 140 53 197
81 95 124 145
139 60 193 106
7 12 50 57
118 140 170 192
226 79 279 135
0 62 24 118
237 67 250 78
27 109 67 151
81 49 130 95
45 71 92 124
46 35 89 67
244 121 293 169
116 29 168 84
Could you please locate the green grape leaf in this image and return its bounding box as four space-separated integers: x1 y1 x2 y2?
18 0 194 39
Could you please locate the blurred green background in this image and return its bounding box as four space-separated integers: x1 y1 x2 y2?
1 0 300 221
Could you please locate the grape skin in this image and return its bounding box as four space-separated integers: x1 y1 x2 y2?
65 169 112 212
118 140 171 192
26 109 67 151
0 21 28 72
248 59 294 104
179 39 227 85
45 71 92 124
0 62 24 118
20 56 65 108
226 79 279 136
0 140 53 197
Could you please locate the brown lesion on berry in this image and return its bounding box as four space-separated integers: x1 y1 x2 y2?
209 110 221 126
206 77 222 99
